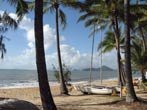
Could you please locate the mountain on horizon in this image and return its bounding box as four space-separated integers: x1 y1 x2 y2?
82 65 114 71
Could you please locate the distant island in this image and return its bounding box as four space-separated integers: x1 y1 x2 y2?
82 66 114 71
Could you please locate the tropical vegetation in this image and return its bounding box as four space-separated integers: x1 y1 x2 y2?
0 11 18 58
53 63 71 85
97 28 126 86
131 37 147 83
4 0 57 110
34 0 57 109
1 0 147 109
27 0 78 95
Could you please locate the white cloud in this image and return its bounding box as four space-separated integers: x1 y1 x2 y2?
0 49 35 69
18 16 57 50
0 13 117 70
46 44 117 70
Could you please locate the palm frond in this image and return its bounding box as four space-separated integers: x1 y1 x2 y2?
131 38 147 70
5 0 19 6
16 0 29 22
77 12 96 23
61 0 78 7
0 27 8 33
0 11 18 29
59 9 66 30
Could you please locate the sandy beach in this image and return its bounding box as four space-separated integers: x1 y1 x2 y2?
0 80 147 110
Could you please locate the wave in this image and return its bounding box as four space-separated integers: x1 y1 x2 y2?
0 75 141 89
0 80 59 89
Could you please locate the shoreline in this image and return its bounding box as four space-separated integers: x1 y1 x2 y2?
0 77 137 89
0 74 142 90
0 78 119 89
0 80 147 110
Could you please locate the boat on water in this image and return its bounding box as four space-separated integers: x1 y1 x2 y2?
74 85 113 95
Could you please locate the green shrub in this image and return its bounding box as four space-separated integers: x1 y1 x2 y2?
52 63 71 85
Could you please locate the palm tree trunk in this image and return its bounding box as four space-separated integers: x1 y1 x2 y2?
55 1 68 95
120 62 126 86
35 0 57 110
89 25 95 85
112 8 126 87
139 27 147 51
112 14 123 87
112 14 123 98
124 0 138 103
141 68 146 83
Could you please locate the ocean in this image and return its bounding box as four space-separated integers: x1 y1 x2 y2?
0 69 140 89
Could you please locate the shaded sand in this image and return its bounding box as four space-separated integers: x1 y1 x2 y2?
0 80 147 110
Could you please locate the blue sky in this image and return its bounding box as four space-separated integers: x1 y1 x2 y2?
0 1 117 70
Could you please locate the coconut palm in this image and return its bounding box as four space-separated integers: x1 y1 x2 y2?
131 38 147 83
76 0 125 87
84 22 97 85
34 0 57 109
0 35 7 59
10 0 69 95
28 0 79 95
5 0 29 22
0 11 17 29
53 0 68 95
5 0 57 109
97 29 126 86
42 0 65 95
0 11 18 58
99 0 126 88
129 2 147 51
124 0 138 102
40 0 77 95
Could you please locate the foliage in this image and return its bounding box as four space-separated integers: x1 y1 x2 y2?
131 38 147 69
0 35 8 59
0 11 18 59
131 37 147 82
97 28 124 53
5 0 29 22
53 64 71 85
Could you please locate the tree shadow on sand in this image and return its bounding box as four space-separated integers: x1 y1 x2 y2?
57 96 125 107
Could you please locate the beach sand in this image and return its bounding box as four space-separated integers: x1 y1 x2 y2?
0 80 147 110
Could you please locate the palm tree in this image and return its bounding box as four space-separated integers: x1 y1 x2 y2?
14 0 69 95
34 0 57 109
5 0 57 109
130 1 147 51
124 0 138 103
97 29 126 86
42 0 77 95
89 23 96 85
54 0 68 95
0 11 18 58
131 38 147 83
5 0 29 22
0 35 7 59
76 0 125 87
0 11 17 29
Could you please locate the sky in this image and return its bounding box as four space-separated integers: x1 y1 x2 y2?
0 1 117 70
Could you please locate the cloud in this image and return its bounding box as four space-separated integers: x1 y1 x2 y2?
0 48 36 69
0 13 117 70
18 16 57 50
46 44 117 70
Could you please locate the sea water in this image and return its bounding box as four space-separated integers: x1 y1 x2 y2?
0 69 140 89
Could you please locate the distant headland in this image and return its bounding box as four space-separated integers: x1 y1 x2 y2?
82 66 115 71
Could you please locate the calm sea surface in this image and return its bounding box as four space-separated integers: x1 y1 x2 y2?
0 69 140 89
